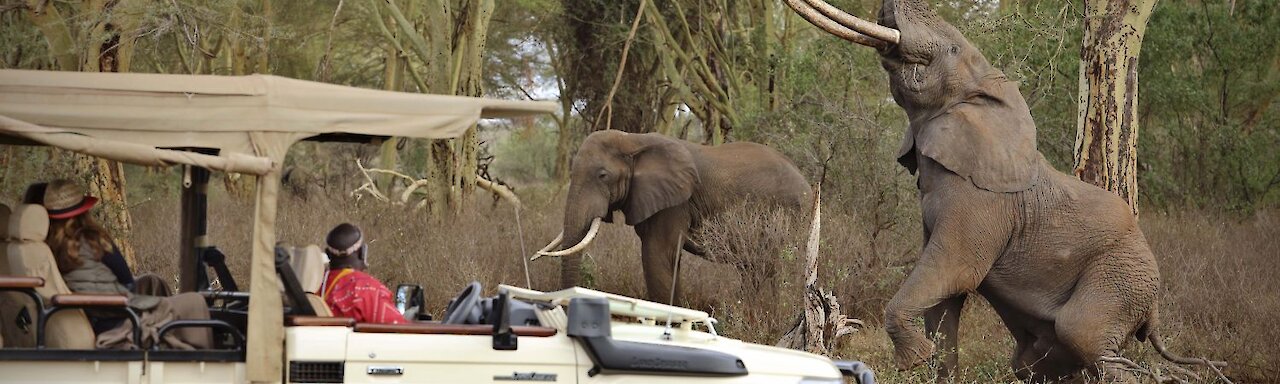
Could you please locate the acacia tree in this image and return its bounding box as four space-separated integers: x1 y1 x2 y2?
1074 0 1158 216
22 0 148 264
366 0 496 214
553 0 789 159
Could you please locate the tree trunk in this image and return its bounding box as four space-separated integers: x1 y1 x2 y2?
26 0 142 265
776 185 860 353
374 0 490 214
257 0 272 74
548 42 576 183
447 0 495 211
378 10 403 191
24 0 77 71
228 9 249 75
1074 0 1157 216
88 0 140 266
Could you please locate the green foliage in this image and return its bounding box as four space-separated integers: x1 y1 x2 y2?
1140 0 1280 213
490 126 559 185
0 9 51 70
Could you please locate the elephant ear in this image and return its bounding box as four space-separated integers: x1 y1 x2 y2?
621 133 699 225
897 85 1040 192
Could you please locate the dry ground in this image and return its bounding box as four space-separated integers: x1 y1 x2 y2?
125 187 1279 383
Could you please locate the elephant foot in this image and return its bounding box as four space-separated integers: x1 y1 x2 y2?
892 332 935 371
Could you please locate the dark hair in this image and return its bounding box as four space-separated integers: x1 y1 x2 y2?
22 182 48 205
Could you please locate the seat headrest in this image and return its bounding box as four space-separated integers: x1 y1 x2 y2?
290 245 329 293
11 205 50 241
0 203 10 240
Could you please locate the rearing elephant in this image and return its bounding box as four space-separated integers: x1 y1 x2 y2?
782 0 1225 382
533 130 810 303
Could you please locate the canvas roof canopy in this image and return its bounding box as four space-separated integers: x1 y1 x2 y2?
0 69 556 165
0 69 556 382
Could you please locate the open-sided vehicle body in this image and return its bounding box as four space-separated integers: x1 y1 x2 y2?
282 282 871 383
0 69 874 383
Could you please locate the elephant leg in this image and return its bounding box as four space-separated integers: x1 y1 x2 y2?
924 294 966 380
634 206 693 304
1010 328 1038 382
884 217 1009 371
1055 258 1155 384
1014 329 1088 383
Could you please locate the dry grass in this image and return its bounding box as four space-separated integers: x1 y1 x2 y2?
120 186 1278 383
1141 211 1280 383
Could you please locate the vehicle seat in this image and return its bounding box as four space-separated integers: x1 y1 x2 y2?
277 245 331 318
288 245 331 317
288 245 328 294
5 205 95 349
1 203 33 348
0 203 10 347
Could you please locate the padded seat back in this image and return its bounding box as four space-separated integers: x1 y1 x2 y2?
288 245 328 294
6 205 94 349
1 203 30 348
286 245 332 317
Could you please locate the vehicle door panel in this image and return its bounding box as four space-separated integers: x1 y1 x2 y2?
344 332 579 383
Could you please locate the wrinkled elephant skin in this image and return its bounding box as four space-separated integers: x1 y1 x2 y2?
548 131 810 303
781 0 1184 382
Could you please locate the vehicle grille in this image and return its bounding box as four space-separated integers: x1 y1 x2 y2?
288 361 344 383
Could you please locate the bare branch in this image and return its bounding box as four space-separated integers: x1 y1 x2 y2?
592 0 649 131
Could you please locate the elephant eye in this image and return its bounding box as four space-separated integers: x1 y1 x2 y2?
597 170 608 180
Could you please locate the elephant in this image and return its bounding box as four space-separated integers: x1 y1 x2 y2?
532 130 810 303
782 0 1225 382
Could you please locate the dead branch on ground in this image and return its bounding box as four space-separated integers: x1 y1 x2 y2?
351 159 521 208
776 180 862 355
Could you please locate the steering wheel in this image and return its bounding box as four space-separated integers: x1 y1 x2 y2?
442 281 483 324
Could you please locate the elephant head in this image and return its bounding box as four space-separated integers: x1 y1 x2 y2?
783 0 1041 192
534 131 699 289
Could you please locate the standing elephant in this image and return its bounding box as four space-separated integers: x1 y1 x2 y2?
532 130 810 303
783 0 1224 382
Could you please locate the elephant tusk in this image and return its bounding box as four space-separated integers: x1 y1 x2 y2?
529 231 565 261
800 0 900 45
533 218 602 259
780 0 889 48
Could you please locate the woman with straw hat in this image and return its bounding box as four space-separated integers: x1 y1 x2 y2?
43 179 136 332
42 179 212 349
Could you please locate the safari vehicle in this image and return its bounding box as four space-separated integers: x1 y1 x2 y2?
0 69 875 383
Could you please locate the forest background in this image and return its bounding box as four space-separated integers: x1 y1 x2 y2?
1 0 1277 382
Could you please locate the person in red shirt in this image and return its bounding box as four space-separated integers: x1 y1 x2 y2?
318 223 406 324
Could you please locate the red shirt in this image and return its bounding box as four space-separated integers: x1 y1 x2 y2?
320 269 407 324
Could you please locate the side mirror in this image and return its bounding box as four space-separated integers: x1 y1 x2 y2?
394 284 429 321
492 290 517 350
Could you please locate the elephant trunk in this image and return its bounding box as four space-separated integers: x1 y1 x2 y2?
548 189 610 289
555 221 592 289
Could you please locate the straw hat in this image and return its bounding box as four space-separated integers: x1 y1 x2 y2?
42 179 99 220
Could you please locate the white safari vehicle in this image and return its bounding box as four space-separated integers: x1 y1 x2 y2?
0 69 875 383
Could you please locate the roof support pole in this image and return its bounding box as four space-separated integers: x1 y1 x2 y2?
179 149 216 292
246 166 284 382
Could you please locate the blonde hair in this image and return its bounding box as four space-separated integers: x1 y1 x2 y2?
47 214 114 273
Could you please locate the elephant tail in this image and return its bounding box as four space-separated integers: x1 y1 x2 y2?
1146 330 1229 368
